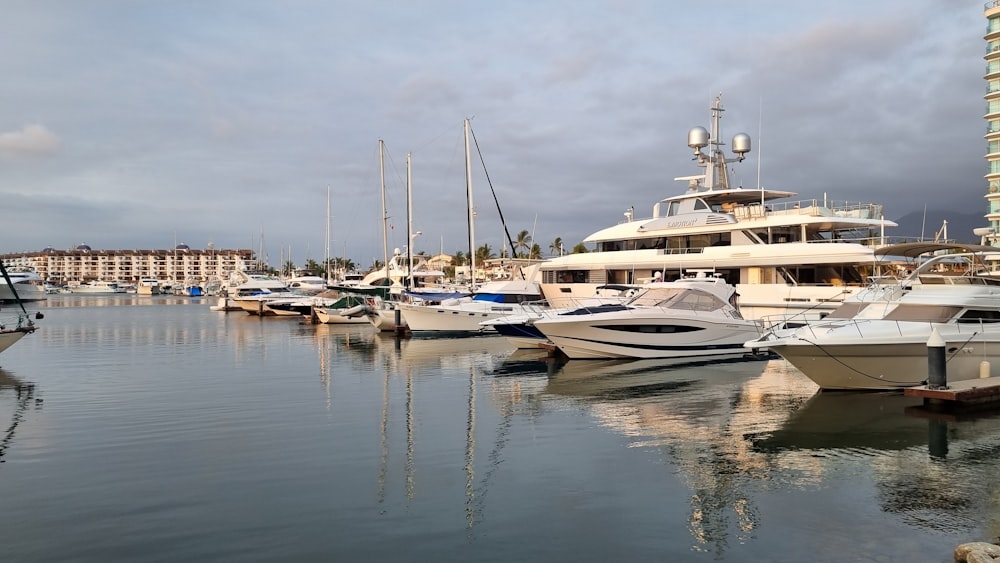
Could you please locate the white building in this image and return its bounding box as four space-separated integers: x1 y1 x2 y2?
0 243 256 286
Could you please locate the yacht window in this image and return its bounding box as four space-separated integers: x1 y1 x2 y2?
826 302 869 319
958 310 1000 323
629 287 726 312
665 202 680 217
694 199 710 211
882 305 961 323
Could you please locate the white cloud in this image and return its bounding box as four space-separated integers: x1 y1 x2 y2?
0 124 61 157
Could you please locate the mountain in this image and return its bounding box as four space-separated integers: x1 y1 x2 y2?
889 209 987 244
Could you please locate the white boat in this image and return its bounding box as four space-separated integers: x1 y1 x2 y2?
70 280 127 294
222 271 300 315
0 261 40 355
533 274 764 360
0 268 47 302
538 95 896 322
284 272 328 295
746 244 1000 390
480 284 641 349
136 277 161 295
398 260 544 335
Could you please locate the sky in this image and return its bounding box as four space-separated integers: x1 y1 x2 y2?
0 0 990 268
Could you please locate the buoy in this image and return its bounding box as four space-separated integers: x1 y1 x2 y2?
981 360 991 379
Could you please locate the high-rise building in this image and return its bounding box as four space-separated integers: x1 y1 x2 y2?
984 1 1000 244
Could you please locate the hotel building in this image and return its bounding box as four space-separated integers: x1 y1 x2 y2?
0 243 256 286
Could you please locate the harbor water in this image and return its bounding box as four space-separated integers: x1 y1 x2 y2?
2 295 999 562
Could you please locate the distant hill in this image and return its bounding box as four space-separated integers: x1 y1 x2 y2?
889 210 987 244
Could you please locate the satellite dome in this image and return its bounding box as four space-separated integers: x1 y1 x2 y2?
75 243 92 251
175 243 191 251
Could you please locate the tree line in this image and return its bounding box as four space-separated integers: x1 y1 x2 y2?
278 230 589 277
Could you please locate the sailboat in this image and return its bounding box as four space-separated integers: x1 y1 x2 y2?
397 118 543 335
0 260 41 355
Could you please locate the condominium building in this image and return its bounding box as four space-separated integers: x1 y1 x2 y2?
984 1 1000 243
0 243 256 285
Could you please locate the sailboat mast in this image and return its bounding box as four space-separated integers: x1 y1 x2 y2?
325 185 331 283
379 140 389 280
406 152 413 290
464 118 476 289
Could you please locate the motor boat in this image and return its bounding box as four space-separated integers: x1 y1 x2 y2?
746 243 1000 390
533 274 764 360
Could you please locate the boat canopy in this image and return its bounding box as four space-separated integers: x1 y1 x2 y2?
661 187 798 207
874 242 998 259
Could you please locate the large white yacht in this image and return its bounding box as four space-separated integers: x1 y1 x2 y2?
540 96 896 322
0 268 47 302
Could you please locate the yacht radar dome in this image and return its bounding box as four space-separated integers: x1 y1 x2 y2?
687 126 709 152
732 133 751 161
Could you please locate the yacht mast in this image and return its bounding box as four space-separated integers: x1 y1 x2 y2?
379 140 389 282
325 185 331 283
464 118 476 290
406 152 413 290
688 95 750 192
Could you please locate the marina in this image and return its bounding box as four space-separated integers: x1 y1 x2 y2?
1 294 999 561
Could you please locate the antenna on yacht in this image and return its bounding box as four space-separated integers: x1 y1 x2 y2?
757 97 763 191
687 94 750 192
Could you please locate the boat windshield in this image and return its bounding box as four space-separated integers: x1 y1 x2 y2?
627 287 727 312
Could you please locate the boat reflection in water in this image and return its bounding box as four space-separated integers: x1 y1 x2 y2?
307 323 1000 554
514 354 1000 551
0 368 40 463
749 391 927 452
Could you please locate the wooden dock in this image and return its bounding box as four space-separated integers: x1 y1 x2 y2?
904 375 1000 408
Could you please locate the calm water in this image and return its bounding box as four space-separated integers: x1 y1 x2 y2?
1 295 999 562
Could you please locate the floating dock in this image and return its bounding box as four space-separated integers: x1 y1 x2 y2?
904 375 1000 408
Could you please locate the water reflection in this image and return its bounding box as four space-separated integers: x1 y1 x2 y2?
0 368 39 463
749 391 927 452
311 325 1000 554
509 355 998 552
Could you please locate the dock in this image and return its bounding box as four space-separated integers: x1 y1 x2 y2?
904 375 1000 408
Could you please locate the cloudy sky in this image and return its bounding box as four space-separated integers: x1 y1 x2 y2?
0 0 989 267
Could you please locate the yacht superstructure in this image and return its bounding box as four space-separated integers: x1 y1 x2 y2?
539 96 896 322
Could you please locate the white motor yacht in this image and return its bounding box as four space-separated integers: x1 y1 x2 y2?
0 268 47 302
746 244 1000 390
136 277 161 295
70 280 127 294
534 274 763 360
539 95 897 323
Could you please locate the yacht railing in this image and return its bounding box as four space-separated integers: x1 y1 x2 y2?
793 317 1000 342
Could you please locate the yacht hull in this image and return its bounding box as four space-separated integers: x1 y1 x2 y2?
536 311 762 360
763 329 1000 390
0 328 31 354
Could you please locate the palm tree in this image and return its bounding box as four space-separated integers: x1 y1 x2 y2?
475 243 496 263
368 259 384 273
529 243 542 259
452 251 467 267
514 230 532 258
549 237 563 256
572 243 589 254
282 260 295 277
304 258 322 273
